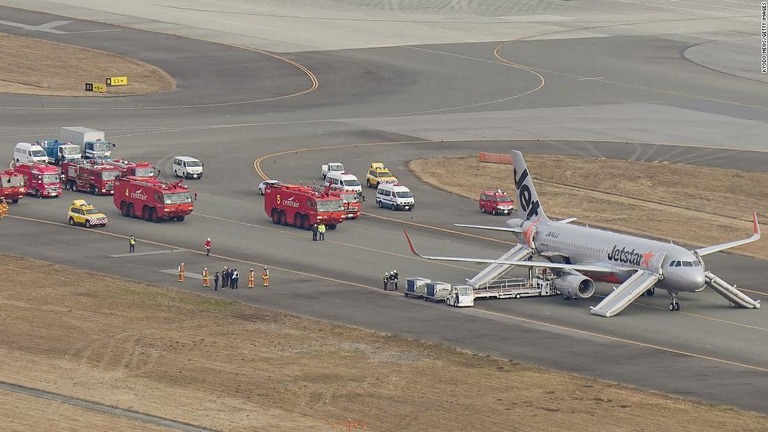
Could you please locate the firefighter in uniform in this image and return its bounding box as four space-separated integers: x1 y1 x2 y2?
248 268 255 288
262 267 270 287
0 197 8 218
202 268 210 288
178 262 185 282
383 272 390 290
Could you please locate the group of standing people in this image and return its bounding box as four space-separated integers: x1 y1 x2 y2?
311 222 327 241
383 270 399 291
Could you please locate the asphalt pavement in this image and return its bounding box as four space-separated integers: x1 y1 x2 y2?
1 0 767 414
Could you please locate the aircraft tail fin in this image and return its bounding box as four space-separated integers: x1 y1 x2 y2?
511 150 549 222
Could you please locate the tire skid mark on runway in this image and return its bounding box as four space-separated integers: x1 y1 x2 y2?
7 214 768 374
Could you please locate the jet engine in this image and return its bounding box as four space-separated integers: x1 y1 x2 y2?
553 274 595 299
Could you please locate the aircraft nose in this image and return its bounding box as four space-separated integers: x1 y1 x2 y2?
684 268 706 291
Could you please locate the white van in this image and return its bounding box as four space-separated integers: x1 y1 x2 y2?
376 183 414 211
14 142 48 164
172 156 204 179
324 171 362 194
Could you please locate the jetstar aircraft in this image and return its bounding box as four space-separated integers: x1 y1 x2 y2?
405 150 762 317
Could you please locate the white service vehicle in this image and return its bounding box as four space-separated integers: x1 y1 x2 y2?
172 156 204 179
321 162 344 180
14 142 48 164
324 171 362 194
375 183 414 211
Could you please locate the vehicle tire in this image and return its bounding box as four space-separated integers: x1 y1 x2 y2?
480 207 485 213
85 220 91 228
143 207 151 221
34 189 40 198
327 224 337 230
669 303 675 311
366 179 371 188
176 215 185 222
271 209 280 224
646 287 655 296
377 200 383 208
11 198 18 204
151 208 161 223
68 217 75 226
492 208 497 215
259 188 264 196
675 303 680 311
391 203 396 211
128 203 136 218
278 211 286 225
294 213 303 228
301 215 311 230
515 293 521 299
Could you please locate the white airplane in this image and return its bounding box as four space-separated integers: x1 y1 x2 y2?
405 150 762 317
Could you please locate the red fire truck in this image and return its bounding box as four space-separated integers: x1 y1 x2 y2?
265 183 347 230
113 176 195 222
62 160 122 195
104 158 156 178
0 169 25 203
13 163 61 198
312 184 361 219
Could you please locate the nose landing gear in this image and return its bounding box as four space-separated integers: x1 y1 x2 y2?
668 291 680 311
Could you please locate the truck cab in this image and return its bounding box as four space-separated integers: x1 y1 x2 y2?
0 169 25 204
321 162 344 180
83 140 113 160
37 139 82 165
13 163 61 198
479 189 514 215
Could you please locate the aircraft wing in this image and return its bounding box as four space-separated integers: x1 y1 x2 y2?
454 223 523 233
404 230 612 273
694 211 760 256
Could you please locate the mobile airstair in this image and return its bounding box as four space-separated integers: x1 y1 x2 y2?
705 271 761 309
467 244 533 288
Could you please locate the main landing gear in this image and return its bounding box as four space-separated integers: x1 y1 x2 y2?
668 291 680 312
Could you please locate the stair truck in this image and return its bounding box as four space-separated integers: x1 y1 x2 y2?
60 126 113 160
103 158 156 178
37 139 82 165
62 160 122 195
113 176 195 222
264 183 347 230
13 163 61 198
0 169 25 203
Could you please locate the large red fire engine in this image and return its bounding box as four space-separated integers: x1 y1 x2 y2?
0 169 25 203
113 176 195 222
265 183 347 230
13 163 61 198
312 184 361 219
61 159 122 195
104 158 156 178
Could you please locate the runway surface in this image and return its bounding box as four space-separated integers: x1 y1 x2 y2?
1 0 767 414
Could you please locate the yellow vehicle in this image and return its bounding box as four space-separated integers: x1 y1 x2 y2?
68 199 108 228
365 162 398 188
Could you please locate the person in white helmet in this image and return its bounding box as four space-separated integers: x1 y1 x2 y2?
389 270 399 290
204 238 212 256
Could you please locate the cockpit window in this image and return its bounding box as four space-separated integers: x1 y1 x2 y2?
682 261 693 267
693 261 700 267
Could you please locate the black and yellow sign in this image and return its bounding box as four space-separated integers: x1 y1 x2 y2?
85 83 107 93
106 76 128 86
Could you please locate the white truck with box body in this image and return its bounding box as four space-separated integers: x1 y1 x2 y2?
321 162 344 180
60 127 113 160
